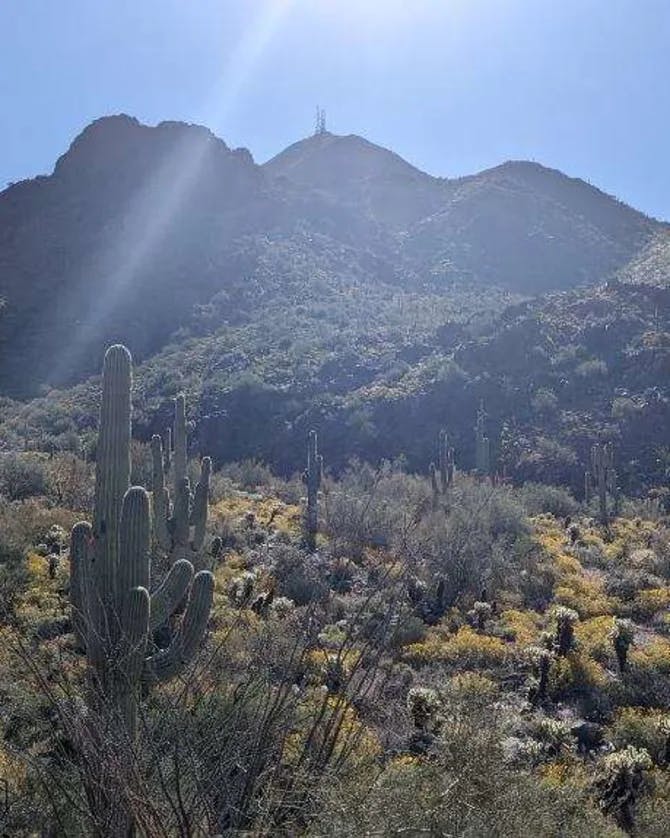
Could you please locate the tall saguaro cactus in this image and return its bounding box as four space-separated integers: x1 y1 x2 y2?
150 394 211 569
430 429 455 508
304 429 323 550
474 401 491 478
438 428 455 492
70 345 214 835
590 442 616 524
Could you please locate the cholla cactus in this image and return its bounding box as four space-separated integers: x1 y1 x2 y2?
554 606 579 656
407 686 441 732
303 430 323 551
527 645 554 704
533 717 572 757
150 394 211 569
595 746 652 832
609 618 635 673
471 600 492 632
69 346 214 834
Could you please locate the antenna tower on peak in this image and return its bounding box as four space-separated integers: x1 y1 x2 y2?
314 106 327 135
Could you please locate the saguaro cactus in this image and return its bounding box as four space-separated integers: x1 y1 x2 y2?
151 394 211 569
70 345 214 834
590 442 616 524
474 401 491 478
438 429 455 492
303 430 323 550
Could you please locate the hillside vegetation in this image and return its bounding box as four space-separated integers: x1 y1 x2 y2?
1 345 670 834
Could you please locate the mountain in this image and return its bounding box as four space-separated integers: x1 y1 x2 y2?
400 160 659 292
264 131 449 229
0 115 665 399
617 229 670 286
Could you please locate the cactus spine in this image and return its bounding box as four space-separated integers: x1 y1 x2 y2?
70 346 214 835
304 430 323 550
151 394 211 568
590 442 616 524
475 401 491 478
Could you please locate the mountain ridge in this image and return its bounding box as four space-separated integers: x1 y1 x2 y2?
0 114 665 398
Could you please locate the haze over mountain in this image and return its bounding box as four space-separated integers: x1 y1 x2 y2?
0 115 664 400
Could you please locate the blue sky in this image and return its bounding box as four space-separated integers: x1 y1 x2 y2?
2 0 669 219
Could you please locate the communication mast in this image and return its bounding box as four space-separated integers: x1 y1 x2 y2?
314 106 327 135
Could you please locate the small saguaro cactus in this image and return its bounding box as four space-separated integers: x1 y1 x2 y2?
70 345 214 834
303 429 323 550
150 394 211 569
610 618 635 673
429 462 440 509
474 401 491 478
590 442 616 524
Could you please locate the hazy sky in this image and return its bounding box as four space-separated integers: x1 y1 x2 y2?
2 0 669 219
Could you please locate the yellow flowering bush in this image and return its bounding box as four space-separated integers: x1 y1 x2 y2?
632 588 670 621
548 652 608 698
575 615 618 662
404 626 510 669
498 609 543 645
609 707 670 762
629 636 670 674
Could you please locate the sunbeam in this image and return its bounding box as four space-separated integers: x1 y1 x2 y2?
52 0 296 382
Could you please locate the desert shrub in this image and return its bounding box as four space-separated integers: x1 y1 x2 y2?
576 615 617 663
271 543 328 605
391 613 427 649
516 437 578 485
548 652 608 700
576 358 608 378
629 636 670 675
632 587 670 621
610 707 670 764
404 626 510 670
402 476 531 606
519 482 579 518
323 460 430 558
219 458 276 491
553 554 619 618
498 609 542 645
44 452 93 511
605 567 662 604
130 439 153 488
314 696 618 837
0 452 48 500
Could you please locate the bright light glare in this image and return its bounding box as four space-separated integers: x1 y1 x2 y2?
53 0 296 381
